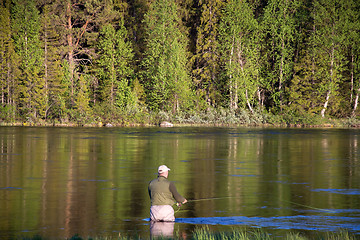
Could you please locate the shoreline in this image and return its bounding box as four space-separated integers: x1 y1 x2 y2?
1 121 360 128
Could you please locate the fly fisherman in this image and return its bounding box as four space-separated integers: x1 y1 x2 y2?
148 165 187 222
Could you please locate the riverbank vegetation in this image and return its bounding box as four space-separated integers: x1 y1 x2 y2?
1 0 360 127
22 227 358 240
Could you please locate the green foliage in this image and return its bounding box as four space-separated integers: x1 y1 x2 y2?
1 0 360 124
0 4 11 100
96 21 134 110
192 0 224 108
0 2 19 120
142 0 193 112
74 74 92 122
0 104 16 121
40 4 66 120
310 0 349 117
262 0 301 111
219 0 260 111
11 0 45 120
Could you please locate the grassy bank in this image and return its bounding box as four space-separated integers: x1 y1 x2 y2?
2 108 360 128
22 227 359 240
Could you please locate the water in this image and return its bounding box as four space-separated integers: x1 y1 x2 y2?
0 126 359 239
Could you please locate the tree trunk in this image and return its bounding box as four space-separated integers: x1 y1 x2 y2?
1 84 3 105
352 91 359 116
321 90 331 118
257 88 262 108
66 1 75 99
245 89 253 113
7 60 11 105
350 52 354 103
229 37 235 110
321 46 334 118
279 39 285 110
173 93 179 113
111 57 115 105
44 25 49 119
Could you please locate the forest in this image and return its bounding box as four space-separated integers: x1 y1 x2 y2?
1 0 360 126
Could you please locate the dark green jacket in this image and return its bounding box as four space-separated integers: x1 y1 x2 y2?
148 176 185 206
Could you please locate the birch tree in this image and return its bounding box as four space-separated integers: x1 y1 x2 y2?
344 0 360 117
262 0 300 111
311 0 347 117
219 0 260 112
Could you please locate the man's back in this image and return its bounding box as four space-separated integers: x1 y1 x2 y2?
148 176 175 206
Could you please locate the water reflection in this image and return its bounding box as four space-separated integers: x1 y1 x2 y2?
0 127 359 239
150 221 174 238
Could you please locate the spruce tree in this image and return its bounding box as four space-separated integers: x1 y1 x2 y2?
0 3 12 104
11 0 45 120
40 4 65 120
142 0 193 112
96 22 134 110
0 2 19 121
193 0 224 110
74 74 91 121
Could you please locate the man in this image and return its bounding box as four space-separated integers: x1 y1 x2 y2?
148 165 187 222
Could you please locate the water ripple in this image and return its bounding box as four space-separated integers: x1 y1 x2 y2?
176 215 360 233
311 188 360 195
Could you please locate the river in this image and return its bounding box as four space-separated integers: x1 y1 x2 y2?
0 126 359 239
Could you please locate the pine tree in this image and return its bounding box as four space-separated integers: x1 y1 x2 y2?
142 0 193 112
50 0 121 109
62 0 93 105
219 0 260 112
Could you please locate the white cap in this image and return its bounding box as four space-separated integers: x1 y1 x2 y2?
158 165 171 173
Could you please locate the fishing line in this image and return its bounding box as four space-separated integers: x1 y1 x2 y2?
175 196 335 214
280 199 335 213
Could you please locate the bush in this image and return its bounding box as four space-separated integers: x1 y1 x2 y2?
0 104 17 122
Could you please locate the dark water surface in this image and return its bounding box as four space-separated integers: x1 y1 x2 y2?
0 126 359 239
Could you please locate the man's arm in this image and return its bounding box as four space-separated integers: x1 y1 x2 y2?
169 182 187 204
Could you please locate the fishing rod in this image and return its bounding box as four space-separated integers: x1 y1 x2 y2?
174 196 238 213
188 196 236 202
